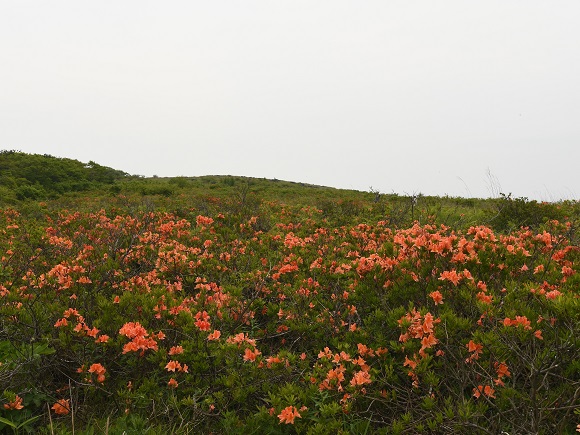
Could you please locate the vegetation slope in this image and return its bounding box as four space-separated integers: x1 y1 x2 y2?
0 152 579 434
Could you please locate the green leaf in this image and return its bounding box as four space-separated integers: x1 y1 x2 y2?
0 416 18 428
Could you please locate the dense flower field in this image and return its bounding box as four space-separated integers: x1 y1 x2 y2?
0 200 579 434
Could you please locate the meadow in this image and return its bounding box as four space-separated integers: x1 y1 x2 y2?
1 152 579 434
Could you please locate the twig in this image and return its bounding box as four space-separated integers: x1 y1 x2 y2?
47 402 54 435
69 379 75 435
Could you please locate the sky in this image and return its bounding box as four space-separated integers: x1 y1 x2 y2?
1 1 579 201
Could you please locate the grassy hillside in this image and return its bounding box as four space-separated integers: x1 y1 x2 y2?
0 152 579 433
1 151 576 233
0 150 129 201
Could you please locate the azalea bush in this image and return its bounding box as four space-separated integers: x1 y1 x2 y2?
0 196 579 434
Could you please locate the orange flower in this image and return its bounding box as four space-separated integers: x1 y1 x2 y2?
473 385 495 399
95 334 109 343
403 355 417 370
52 399 70 415
476 291 493 304
167 378 178 388
495 362 511 378
462 269 473 280
243 347 261 362
438 270 461 286
119 322 148 339
196 215 214 226
169 346 184 355
562 265 573 276
422 312 436 334
86 327 99 338
4 395 24 410
226 332 256 347
278 406 301 424
484 385 496 398
419 333 438 357
514 315 532 330
429 290 444 305
88 363 106 383
421 333 438 349
207 329 221 341
465 340 483 363
350 370 372 386
54 318 68 328
119 322 159 354
467 340 482 353
326 366 346 383
357 343 372 356
165 360 182 372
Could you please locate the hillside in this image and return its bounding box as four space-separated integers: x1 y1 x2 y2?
0 152 579 433
1 151 577 234
0 150 129 201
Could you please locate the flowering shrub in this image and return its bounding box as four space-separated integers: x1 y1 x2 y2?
0 196 579 433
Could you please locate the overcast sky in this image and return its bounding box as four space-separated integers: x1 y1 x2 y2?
1 1 579 200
